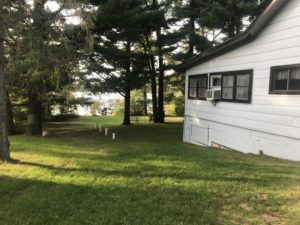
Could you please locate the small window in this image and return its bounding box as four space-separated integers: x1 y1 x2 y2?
270 64 300 94
189 77 198 98
188 74 208 100
212 77 221 86
221 70 253 103
212 77 221 87
210 75 222 90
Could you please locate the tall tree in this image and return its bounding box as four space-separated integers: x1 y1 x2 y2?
86 0 149 125
138 1 166 123
0 0 25 160
151 0 179 123
7 0 79 135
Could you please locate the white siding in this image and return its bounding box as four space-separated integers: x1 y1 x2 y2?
184 0 300 161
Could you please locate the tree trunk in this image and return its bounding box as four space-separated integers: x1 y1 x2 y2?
156 28 165 123
227 19 236 38
149 56 158 122
26 93 43 135
188 7 195 56
144 34 159 123
122 41 131 126
122 80 131 125
143 86 148 116
6 93 15 135
0 25 10 161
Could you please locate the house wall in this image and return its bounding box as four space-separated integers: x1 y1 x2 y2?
184 0 300 161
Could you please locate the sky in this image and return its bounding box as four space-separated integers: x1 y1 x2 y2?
26 0 81 25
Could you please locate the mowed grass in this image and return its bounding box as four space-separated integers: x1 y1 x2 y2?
0 116 300 225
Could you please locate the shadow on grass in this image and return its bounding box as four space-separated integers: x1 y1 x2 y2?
0 173 298 225
46 122 86 128
9 155 299 190
0 175 223 225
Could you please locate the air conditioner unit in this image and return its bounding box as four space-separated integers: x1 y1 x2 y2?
206 89 221 101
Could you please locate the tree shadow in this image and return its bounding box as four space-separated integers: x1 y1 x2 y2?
9 157 299 189
0 176 225 225
0 173 298 225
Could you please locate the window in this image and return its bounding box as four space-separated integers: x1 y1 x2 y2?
210 75 222 89
236 74 250 100
212 77 221 86
270 64 300 94
189 77 198 98
222 75 234 99
221 70 253 103
188 74 208 99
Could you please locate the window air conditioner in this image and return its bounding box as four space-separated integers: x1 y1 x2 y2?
206 89 221 101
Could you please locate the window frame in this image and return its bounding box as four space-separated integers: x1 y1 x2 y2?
215 70 253 104
269 64 300 95
188 74 208 100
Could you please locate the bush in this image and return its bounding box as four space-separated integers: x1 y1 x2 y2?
165 103 176 117
112 99 124 116
164 95 184 117
46 114 79 122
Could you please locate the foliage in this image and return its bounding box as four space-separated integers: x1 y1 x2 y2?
130 90 148 116
112 90 148 116
90 101 101 116
112 99 125 116
4 0 84 135
172 0 213 61
164 73 185 116
165 94 184 116
84 0 152 124
207 0 260 38
45 114 79 122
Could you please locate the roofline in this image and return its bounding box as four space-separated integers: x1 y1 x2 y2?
177 0 288 72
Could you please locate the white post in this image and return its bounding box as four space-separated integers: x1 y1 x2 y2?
105 128 108 136
99 125 102 132
94 123 98 129
112 133 116 140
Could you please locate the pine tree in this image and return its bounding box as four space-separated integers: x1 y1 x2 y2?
150 0 180 123
7 0 80 135
137 0 168 123
208 0 260 39
0 0 26 160
172 0 212 61
86 0 149 125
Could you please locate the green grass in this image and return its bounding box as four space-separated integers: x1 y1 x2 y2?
0 116 300 225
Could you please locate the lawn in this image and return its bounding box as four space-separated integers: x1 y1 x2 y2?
0 116 300 225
